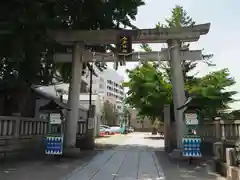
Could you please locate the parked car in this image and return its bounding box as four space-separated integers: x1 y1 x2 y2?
100 125 110 129
100 125 115 135
110 126 121 134
99 127 106 136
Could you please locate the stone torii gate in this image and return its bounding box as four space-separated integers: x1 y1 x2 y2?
49 23 210 152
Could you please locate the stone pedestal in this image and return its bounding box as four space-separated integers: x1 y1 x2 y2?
168 149 189 161
76 130 95 150
63 148 81 158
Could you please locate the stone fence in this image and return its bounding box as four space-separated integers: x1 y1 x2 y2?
0 116 87 155
199 118 240 144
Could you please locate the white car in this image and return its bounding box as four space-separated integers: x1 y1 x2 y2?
110 126 121 133
99 127 106 136
100 125 115 135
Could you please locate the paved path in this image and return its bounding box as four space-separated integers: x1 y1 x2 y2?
0 151 99 180
1 132 221 180
67 133 165 180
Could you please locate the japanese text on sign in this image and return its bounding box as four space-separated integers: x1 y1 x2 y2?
118 35 132 54
120 36 128 53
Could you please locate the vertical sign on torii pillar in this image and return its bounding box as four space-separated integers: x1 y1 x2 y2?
49 23 210 153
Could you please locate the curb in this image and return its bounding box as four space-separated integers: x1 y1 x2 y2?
152 152 166 180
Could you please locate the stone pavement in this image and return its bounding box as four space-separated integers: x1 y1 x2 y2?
66 133 165 180
0 133 223 180
155 151 224 180
0 151 99 180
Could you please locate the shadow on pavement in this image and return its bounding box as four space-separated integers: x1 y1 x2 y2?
155 151 218 180
143 136 164 140
0 150 101 180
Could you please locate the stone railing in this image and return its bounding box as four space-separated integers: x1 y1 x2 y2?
0 116 48 139
199 118 240 144
0 116 88 138
0 116 88 153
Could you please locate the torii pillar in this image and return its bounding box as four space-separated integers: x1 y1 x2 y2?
65 42 84 148
167 39 186 149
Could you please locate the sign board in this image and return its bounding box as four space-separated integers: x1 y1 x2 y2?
45 135 63 155
117 34 132 55
185 113 198 125
50 113 61 124
183 135 201 157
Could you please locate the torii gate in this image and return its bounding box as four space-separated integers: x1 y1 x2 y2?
49 23 210 152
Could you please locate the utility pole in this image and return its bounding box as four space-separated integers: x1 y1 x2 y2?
86 63 93 132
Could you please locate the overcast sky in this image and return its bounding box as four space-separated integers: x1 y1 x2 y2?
107 0 240 109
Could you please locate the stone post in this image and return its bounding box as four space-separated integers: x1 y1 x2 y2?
164 104 171 152
64 42 84 148
167 39 186 149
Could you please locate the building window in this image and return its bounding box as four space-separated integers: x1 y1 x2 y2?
107 80 113 85
107 86 112 90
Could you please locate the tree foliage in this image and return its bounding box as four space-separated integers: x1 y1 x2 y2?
188 69 237 117
123 63 171 121
0 0 145 85
124 5 237 120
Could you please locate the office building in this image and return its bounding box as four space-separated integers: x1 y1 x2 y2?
82 65 125 112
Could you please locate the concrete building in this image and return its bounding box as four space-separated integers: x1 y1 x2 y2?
36 84 104 137
129 108 152 131
82 65 125 113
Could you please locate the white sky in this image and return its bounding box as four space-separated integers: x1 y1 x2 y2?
107 0 240 109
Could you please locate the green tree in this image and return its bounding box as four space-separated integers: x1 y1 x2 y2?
151 5 214 84
188 68 237 117
0 0 145 85
123 62 171 122
125 5 237 120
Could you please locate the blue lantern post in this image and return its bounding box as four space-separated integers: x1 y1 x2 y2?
177 91 203 164
39 98 70 156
